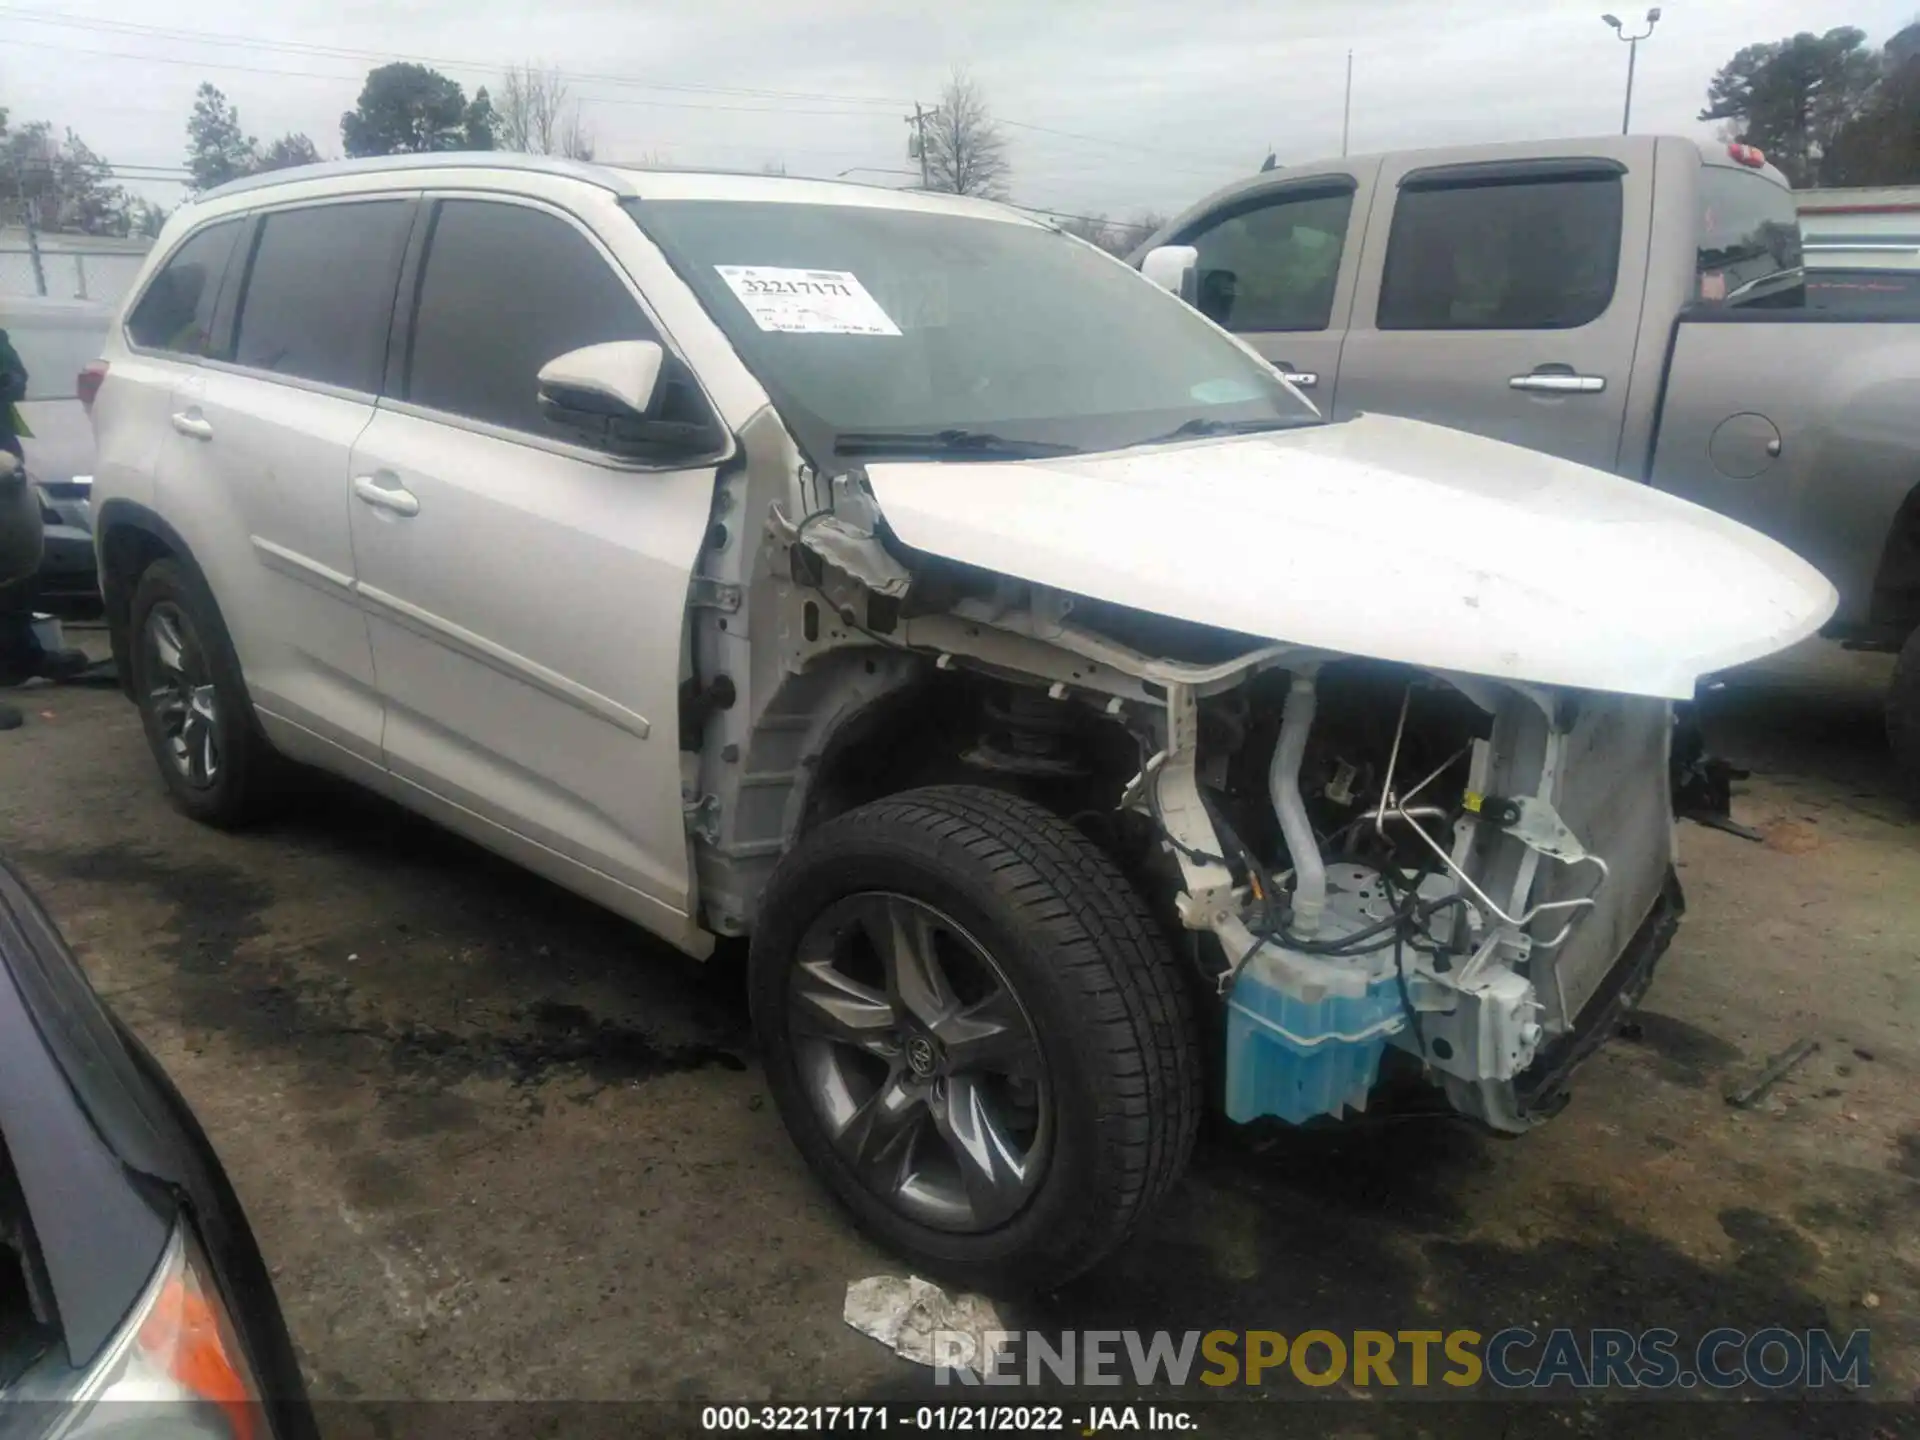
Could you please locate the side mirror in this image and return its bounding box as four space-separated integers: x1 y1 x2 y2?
1141 245 1200 306
536 340 720 459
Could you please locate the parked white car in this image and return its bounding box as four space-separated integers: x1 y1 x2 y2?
86 156 1834 1290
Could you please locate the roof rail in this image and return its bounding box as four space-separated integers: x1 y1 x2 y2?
195 151 626 205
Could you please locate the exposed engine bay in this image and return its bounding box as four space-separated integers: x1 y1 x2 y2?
1137 659 1674 1135
862 626 1679 1137
689 453 1683 1137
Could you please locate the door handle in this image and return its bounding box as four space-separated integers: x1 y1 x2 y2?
170 411 213 440
1280 370 1319 389
1509 373 1606 394
352 475 420 517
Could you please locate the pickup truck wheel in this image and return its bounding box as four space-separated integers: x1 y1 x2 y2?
750 785 1200 1292
128 559 286 828
1889 626 1920 806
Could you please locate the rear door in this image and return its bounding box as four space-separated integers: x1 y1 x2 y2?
97 219 245 534
179 197 415 764
1169 166 1374 403
1335 145 1651 473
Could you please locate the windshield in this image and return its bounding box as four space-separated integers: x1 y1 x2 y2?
626 198 1319 463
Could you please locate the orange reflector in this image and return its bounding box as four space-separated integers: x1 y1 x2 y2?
138 1269 258 1440
1727 143 1767 168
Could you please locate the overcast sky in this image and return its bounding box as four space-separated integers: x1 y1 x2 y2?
3 0 1912 220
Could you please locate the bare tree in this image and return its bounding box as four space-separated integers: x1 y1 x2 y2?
1054 210 1167 258
920 68 1010 198
497 63 595 160
1112 211 1168 256
1055 213 1116 250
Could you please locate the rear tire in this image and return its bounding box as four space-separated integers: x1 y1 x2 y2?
128 558 287 828
1890 627 1920 807
750 785 1200 1293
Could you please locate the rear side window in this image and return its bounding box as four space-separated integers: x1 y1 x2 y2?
1378 174 1622 330
402 199 656 439
231 200 413 392
126 220 242 355
1696 167 1805 309
1178 186 1354 332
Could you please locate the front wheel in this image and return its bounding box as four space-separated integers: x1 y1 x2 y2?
749 785 1200 1292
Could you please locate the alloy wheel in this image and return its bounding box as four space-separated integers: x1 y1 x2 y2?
786 892 1050 1232
143 602 221 790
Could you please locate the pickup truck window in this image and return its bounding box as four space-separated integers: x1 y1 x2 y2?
1695 167 1805 309
1175 186 1354 333
1377 175 1622 331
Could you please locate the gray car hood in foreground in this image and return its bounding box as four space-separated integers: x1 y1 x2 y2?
864 413 1838 700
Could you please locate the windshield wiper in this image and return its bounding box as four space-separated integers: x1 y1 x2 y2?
1126 415 1317 448
832 428 1083 459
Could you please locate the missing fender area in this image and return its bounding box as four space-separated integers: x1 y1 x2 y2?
694 458 1679 1135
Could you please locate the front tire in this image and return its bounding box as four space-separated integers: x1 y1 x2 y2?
1890 626 1920 807
128 558 285 828
749 785 1200 1292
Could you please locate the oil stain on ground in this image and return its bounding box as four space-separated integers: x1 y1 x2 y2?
1613 1010 1745 1089
7 837 749 1106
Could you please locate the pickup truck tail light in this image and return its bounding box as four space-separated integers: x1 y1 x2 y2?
77 359 109 414
1727 143 1767 169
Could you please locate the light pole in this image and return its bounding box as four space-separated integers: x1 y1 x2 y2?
1602 9 1661 135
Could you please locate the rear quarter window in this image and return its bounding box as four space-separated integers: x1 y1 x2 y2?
125 220 242 356
1695 166 1804 308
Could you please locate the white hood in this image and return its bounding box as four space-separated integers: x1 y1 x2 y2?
864 413 1837 700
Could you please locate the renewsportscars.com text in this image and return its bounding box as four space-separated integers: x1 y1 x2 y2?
932 1327 1873 1392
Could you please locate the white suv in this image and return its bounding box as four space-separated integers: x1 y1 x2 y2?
88 155 1833 1289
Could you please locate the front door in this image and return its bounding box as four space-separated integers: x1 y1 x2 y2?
1334 145 1650 474
346 195 717 939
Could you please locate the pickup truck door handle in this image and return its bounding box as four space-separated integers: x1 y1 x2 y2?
170 411 214 440
352 475 420 517
1274 364 1318 389
1509 372 1606 394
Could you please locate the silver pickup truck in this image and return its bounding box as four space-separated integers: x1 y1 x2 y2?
1135 135 1920 796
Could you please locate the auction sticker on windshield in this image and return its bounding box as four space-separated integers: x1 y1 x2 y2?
715 266 902 336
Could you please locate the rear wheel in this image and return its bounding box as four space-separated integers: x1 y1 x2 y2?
1890 626 1920 807
128 559 286 827
750 785 1200 1292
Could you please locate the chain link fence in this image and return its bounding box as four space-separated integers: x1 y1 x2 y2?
1 241 151 304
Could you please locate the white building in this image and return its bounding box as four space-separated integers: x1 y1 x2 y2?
1797 187 1920 271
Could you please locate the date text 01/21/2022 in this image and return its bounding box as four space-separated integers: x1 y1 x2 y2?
699 1405 1198 1432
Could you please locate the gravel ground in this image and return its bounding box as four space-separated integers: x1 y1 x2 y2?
0 632 1914 1437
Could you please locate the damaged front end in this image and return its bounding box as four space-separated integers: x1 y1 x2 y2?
1146 661 1680 1135
742 464 1683 1137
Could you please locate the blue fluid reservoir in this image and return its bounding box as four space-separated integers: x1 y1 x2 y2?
1223 960 1406 1125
